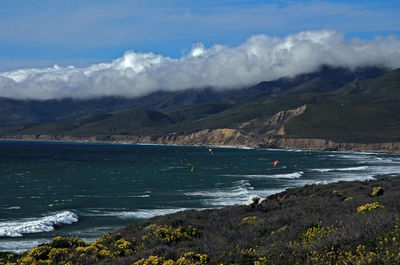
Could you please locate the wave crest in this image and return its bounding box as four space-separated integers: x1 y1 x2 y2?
0 211 78 237
310 166 368 172
231 172 304 179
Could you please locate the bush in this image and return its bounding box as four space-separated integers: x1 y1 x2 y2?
371 186 384 196
250 196 260 208
357 202 384 214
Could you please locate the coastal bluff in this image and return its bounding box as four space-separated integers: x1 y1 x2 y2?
3 134 400 154
2 105 400 153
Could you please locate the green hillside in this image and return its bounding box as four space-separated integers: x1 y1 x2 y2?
166 102 234 123
6 110 174 136
334 68 400 103
0 102 238 136
160 68 400 143
0 66 387 127
0 67 399 145
283 69 400 143
285 102 400 142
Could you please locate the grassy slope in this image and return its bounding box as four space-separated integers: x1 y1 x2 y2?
284 69 400 143
4 177 400 264
0 92 323 137
10 109 175 136
0 102 238 136
166 102 234 123
333 68 400 103
285 102 400 142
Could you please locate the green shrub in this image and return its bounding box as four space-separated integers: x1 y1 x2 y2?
250 196 260 208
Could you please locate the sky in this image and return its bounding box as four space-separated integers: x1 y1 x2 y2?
0 0 400 99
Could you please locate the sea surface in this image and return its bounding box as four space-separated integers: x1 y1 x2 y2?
1 140 400 253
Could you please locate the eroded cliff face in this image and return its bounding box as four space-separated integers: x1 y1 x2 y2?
108 128 253 146
2 104 400 153
0 129 252 147
258 138 400 153
239 104 307 136
2 133 400 153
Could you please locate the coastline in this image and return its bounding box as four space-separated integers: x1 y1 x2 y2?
3 176 400 264
1 133 400 154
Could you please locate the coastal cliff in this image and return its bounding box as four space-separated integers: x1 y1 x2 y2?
2 105 400 153
0 105 400 154
2 133 400 153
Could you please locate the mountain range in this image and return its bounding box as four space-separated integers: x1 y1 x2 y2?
1 65 399 152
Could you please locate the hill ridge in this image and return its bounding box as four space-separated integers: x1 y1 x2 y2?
1 66 400 153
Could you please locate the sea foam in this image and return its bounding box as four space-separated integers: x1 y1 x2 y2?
185 179 258 206
0 238 49 253
0 211 78 237
80 208 189 219
310 166 368 172
231 172 304 179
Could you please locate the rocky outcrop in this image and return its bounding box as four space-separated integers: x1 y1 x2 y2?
239 104 307 136
104 129 253 146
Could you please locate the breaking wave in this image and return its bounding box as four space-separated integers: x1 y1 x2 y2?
0 211 78 237
185 179 259 206
230 172 304 179
310 166 368 172
80 208 189 219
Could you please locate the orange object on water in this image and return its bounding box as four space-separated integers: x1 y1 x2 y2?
273 160 279 167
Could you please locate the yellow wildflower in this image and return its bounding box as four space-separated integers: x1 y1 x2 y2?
357 202 384 214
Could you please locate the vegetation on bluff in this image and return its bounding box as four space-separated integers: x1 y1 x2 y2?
2 176 400 264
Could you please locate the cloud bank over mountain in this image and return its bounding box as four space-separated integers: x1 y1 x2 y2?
1 30 400 100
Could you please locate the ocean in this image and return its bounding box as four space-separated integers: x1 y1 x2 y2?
1 140 400 253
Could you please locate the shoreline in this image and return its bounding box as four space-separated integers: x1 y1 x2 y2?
3 176 400 264
1 141 400 256
1 134 400 154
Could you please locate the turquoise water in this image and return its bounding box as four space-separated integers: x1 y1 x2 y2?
1 140 400 253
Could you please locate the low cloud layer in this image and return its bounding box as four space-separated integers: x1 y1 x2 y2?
1 30 400 100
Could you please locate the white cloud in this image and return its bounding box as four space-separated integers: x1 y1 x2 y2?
1 30 400 100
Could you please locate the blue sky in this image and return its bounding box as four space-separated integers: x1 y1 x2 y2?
1 0 399 71
1 0 400 99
